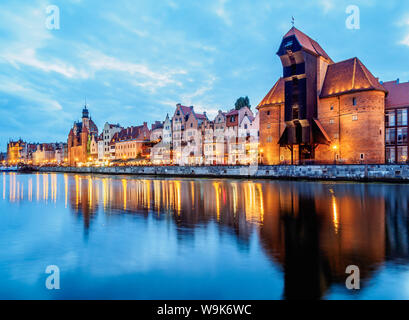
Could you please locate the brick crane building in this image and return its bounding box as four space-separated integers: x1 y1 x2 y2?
257 27 387 164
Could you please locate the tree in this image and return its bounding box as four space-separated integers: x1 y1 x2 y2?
235 96 251 110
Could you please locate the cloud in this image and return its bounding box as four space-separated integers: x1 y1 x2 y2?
0 77 63 112
319 0 335 14
2 48 89 79
214 0 232 26
102 13 149 37
399 16 409 47
80 49 187 89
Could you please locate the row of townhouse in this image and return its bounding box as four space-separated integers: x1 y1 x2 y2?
6 139 67 165
150 103 260 165
66 103 259 166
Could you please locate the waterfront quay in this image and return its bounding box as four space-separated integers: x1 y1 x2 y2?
37 164 409 182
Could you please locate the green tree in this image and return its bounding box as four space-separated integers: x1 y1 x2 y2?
234 96 251 110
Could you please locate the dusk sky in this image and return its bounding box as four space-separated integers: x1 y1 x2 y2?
1 0 408 151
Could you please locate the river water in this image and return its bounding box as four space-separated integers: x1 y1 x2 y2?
0 172 408 299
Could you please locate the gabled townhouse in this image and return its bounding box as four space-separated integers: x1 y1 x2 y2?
237 111 260 164
113 123 151 160
225 106 254 164
183 110 208 165
151 114 172 165
172 104 194 165
213 110 228 164
103 122 122 160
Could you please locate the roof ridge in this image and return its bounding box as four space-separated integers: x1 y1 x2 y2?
356 57 375 88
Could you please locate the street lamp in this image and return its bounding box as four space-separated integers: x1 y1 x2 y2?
332 145 338 164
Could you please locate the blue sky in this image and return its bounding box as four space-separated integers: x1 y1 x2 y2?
0 0 408 151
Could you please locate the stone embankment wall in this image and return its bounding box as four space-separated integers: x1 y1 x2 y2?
37 165 409 182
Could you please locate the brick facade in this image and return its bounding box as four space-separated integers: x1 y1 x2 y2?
258 27 388 165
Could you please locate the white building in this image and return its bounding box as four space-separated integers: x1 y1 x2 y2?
103 122 122 159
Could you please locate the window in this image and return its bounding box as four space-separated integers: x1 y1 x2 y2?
397 146 408 163
397 109 408 126
352 97 357 106
352 115 358 121
329 119 335 124
397 128 408 144
267 136 272 143
284 40 293 47
267 124 271 129
244 124 248 129
386 128 396 144
292 106 299 120
267 111 270 116
330 105 334 111
385 110 396 127
360 153 365 160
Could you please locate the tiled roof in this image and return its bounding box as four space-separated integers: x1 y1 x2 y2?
195 113 207 120
257 77 285 108
180 105 193 115
382 80 409 108
284 27 332 62
226 109 238 116
320 57 387 98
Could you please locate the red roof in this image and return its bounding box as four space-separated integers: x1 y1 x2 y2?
179 105 193 115
320 57 387 98
284 27 332 62
195 113 207 120
257 77 285 108
226 109 238 116
382 80 409 109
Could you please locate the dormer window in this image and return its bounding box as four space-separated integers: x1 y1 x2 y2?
284 40 293 48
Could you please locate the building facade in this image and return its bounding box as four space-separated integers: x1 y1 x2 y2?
258 27 387 165
67 106 98 166
113 123 151 160
383 80 409 163
103 122 122 159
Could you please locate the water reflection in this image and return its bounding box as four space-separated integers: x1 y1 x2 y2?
1 173 409 299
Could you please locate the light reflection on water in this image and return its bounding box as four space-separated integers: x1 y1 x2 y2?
1 172 409 299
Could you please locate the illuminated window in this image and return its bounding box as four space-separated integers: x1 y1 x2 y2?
330 119 335 124
352 115 358 121
398 146 408 163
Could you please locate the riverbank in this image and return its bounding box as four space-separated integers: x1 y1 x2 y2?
36 164 409 182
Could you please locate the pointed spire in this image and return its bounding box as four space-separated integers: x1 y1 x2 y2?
291 16 295 27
